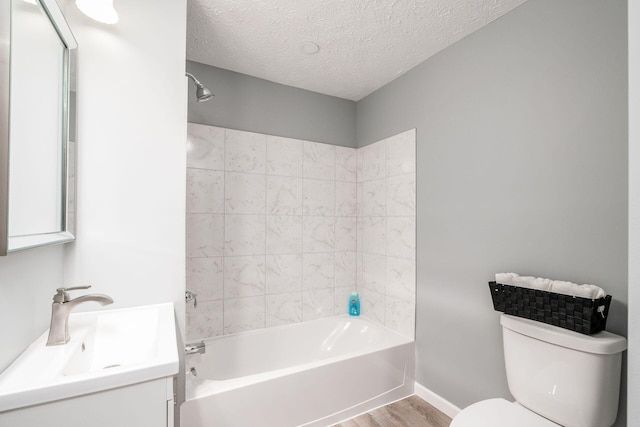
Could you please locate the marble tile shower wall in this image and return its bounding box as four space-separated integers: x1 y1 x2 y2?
185 123 358 339
356 129 416 338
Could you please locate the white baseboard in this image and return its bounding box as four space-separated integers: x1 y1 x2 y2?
414 382 462 420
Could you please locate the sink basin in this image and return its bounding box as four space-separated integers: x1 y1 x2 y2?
0 303 178 412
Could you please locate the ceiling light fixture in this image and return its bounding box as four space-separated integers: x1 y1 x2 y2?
299 41 320 55
76 0 119 24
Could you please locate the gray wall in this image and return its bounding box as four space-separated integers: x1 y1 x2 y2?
186 61 356 147
357 0 628 425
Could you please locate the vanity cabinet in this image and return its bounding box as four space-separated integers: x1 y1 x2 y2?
0 377 175 427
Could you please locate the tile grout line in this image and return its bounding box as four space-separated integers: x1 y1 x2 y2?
222 128 226 336
301 142 306 323
335 151 346 314
264 135 268 329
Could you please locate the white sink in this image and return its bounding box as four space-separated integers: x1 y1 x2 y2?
0 303 178 412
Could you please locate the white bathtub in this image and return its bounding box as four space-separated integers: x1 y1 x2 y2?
180 316 415 427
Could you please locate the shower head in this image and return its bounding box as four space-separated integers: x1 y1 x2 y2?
195 85 214 102
186 72 214 102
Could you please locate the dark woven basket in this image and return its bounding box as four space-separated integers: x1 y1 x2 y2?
488 281 612 335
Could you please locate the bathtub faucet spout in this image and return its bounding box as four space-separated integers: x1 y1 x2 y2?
186 341 206 355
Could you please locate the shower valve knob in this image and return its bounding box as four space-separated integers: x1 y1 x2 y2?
185 290 198 308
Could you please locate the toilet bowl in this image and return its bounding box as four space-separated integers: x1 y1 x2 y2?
451 399 559 427
451 314 626 427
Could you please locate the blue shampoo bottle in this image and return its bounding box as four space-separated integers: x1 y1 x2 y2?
349 292 360 316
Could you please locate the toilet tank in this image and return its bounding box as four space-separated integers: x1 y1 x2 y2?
500 314 626 427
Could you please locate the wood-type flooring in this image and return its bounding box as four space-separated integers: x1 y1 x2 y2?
332 395 452 427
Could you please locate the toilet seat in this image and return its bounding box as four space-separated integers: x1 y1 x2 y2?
450 398 561 427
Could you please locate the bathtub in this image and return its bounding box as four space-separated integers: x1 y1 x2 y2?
180 316 415 427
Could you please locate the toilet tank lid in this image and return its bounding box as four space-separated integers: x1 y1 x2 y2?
500 314 627 355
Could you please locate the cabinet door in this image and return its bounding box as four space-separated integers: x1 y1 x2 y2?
0 379 169 427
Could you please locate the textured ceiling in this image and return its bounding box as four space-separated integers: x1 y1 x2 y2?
187 0 528 101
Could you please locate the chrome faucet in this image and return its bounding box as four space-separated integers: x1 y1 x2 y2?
46 286 114 346
185 341 205 355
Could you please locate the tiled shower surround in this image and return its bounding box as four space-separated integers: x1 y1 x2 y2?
185 124 416 339
357 129 416 337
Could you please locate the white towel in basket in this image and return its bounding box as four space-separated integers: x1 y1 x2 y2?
495 273 551 291
550 281 606 299
495 272 518 285
495 273 605 298
528 277 552 291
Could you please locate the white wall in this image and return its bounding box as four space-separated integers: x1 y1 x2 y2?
1 0 187 373
0 246 64 370
628 0 639 421
58 0 187 335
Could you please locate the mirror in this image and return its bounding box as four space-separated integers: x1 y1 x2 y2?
0 0 77 255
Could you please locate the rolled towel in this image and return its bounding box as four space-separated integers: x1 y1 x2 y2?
550 280 606 299
549 280 580 296
495 272 518 285
495 274 551 291
529 277 552 291
512 275 536 288
510 275 552 291
581 284 607 299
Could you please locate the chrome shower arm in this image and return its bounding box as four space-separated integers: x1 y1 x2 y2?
185 72 214 102
185 72 203 86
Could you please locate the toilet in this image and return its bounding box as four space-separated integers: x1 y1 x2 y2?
451 314 627 427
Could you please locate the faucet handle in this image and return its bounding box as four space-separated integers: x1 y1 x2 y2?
185 290 198 308
54 285 92 303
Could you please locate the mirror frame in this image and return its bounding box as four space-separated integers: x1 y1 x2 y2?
0 0 78 255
